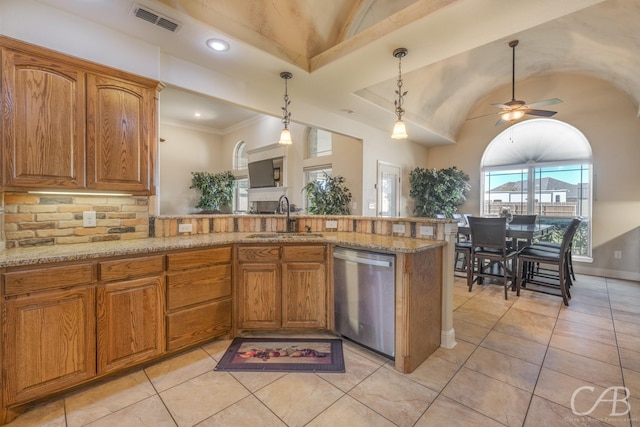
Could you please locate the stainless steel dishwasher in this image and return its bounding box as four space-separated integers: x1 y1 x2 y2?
333 247 395 358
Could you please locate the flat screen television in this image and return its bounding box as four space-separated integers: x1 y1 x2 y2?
248 159 275 188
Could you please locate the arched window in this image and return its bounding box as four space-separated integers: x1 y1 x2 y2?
233 140 248 170
481 119 593 259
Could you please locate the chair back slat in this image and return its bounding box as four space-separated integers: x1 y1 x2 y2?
510 214 537 225
560 218 582 254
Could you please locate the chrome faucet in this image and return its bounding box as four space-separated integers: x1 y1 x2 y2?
278 194 295 232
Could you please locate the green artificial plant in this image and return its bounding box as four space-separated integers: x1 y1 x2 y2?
303 173 352 215
409 166 470 218
190 171 236 212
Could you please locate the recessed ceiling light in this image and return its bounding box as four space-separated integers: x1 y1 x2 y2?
206 38 230 52
194 112 201 117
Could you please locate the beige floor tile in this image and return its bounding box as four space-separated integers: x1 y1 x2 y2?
340 339 390 366
453 305 502 329
612 310 640 326
201 338 234 361
480 330 548 365
65 370 157 427
628 396 640 427
453 319 491 345
549 333 620 366
84 395 175 427
415 395 504 427
558 309 615 331
254 373 343 427
622 368 640 399
442 367 531 426
4 399 65 427
619 347 640 373
534 367 629 425
511 292 562 318
306 395 396 427
524 395 611 427
563 300 613 319
543 347 623 388
614 319 640 338
570 288 613 309
493 307 556 345
617 333 640 353
316 347 382 392
554 319 617 347
464 346 541 392
459 291 514 316
399 351 460 392
160 371 249 427
145 347 217 392
429 339 477 366
230 371 287 393
349 366 437 427
610 295 640 316
195 395 286 427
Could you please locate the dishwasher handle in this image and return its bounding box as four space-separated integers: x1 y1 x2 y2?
333 250 393 268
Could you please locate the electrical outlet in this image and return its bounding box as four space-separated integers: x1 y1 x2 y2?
614 250 622 259
82 211 96 228
419 225 434 236
392 224 405 234
325 220 338 229
178 223 193 233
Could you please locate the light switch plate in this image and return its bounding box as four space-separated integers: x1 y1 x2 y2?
82 211 96 228
325 220 338 229
392 224 405 234
178 223 193 233
419 226 434 236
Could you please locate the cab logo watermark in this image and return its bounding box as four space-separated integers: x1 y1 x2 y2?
571 386 631 417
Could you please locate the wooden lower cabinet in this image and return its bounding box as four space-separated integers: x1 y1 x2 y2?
236 244 327 330
2 287 96 405
96 276 165 374
165 247 232 351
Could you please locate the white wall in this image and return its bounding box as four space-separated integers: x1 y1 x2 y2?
427 73 640 280
159 123 224 214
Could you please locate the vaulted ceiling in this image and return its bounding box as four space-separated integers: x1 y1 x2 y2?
40 0 640 145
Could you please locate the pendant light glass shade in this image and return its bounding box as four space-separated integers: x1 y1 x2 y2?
500 109 525 122
278 128 292 145
391 119 408 139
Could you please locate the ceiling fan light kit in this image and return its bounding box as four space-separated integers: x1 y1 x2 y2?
493 39 562 126
391 47 409 139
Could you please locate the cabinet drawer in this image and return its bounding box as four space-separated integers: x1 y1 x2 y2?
166 247 231 271
99 255 164 281
4 263 94 296
166 299 231 351
237 246 280 262
282 245 325 262
166 265 231 311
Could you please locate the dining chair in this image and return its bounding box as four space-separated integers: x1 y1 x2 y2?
516 218 581 306
467 216 518 299
509 214 537 225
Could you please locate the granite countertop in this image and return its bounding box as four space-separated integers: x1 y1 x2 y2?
0 232 446 268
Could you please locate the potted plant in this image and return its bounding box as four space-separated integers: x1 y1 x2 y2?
189 171 236 213
303 173 352 215
409 166 470 218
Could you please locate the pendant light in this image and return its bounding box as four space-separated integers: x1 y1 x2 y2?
278 71 293 145
391 48 408 139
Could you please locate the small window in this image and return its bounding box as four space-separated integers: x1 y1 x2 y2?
303 166 332 211
233 177 248 212
233 141 248 170
307 128 332 158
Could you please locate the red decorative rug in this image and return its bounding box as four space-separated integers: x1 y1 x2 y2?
214 337 345 373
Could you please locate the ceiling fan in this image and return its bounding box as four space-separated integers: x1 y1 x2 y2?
490 39 562 126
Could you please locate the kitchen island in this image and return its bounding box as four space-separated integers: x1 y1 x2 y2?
0 228 454 424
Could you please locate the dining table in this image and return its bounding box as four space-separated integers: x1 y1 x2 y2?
457 223 555 248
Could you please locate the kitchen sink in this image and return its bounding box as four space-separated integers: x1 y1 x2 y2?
246 232 324 239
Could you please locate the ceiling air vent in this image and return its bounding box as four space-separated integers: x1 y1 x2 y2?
132 4 181 33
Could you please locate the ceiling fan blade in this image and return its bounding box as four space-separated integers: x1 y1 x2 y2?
495 117 508 126
525 98 562 108
524 109 557 117
491 102 510 109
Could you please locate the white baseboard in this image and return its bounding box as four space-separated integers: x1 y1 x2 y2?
441 328 457 349
574 266 640 282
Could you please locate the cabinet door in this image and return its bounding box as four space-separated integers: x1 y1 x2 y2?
86 74 152 193
282 262 327 328
97 276 164 373
236 262 280 329
1 49 85 188
2 287 96 405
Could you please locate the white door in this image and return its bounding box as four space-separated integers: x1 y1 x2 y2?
377 161 401 217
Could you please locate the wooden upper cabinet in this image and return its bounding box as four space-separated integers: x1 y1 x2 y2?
86 74 152 192
1 49 86 188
